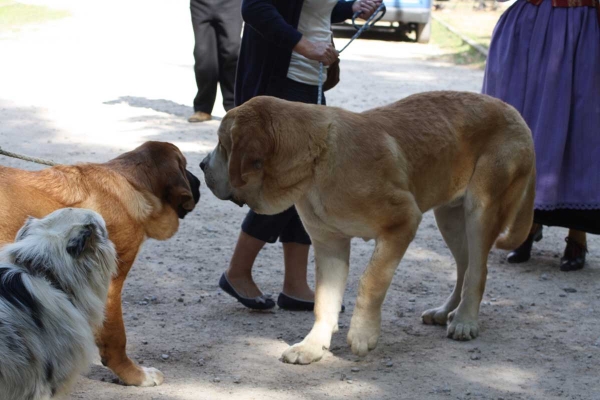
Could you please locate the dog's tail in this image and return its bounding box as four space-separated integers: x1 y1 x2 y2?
495 172 535 250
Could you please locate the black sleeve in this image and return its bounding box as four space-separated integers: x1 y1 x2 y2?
241 0 303 50
331 0 356 23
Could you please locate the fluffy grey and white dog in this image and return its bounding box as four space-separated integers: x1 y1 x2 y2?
0 208 117 400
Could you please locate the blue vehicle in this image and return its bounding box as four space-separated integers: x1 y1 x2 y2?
380 0 432 43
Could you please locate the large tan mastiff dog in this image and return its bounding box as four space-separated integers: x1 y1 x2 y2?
0 141 200 384
201 91 535 364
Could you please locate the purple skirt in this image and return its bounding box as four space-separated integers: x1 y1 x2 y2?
482 0 600 231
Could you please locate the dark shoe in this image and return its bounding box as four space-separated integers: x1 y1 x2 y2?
218 273 275 310
277 292 345 313
277 292 314 311
560 237 587 272
507 225 543 263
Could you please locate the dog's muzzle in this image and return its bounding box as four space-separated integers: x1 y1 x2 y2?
186 169 201 205
228 195 244 207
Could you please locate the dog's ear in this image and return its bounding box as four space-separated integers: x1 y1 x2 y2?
166 164 197 219
67 225 93 257
228 121 271 189
15 217 36 242
167 185 194 218
107 142 199 219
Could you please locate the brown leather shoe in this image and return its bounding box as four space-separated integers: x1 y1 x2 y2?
188 111 211 123
560 237 587 272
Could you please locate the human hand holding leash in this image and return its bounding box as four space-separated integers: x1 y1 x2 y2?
353 0 383 19
294 37 339 66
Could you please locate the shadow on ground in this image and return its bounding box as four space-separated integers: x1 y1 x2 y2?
104 96 221 121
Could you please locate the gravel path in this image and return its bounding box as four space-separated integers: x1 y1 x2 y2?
1 2 598 399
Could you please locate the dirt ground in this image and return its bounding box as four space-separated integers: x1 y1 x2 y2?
1 1 599 399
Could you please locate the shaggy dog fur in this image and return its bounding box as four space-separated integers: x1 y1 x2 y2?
0 208 116 400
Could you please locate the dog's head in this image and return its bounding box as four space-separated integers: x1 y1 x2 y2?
200 96 329 215
106 141 201 240
112 141 200 218
3 208 117 328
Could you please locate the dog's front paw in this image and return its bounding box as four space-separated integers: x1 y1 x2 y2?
282 341 326 365
347 323 380 356
422 305 453 326
139 367 164 387
446 311 479 341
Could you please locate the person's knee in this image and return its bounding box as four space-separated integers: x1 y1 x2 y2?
218 44 240 67
241 213 285 244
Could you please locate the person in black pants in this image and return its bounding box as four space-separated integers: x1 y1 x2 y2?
215 0 381 311
188 0 243 123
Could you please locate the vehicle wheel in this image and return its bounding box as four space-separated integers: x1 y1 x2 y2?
416 19 431 44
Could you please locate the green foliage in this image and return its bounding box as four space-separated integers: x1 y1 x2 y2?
430 19 487 69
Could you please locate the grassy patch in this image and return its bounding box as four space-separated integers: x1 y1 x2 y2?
430 19 487 69
433 1 504 50
0 0 69 31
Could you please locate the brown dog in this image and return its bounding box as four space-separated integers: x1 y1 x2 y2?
201 92 535 364
0 141 200 385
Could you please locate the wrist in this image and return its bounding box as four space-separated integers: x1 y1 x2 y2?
293 37 311 57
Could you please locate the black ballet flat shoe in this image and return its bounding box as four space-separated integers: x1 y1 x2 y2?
507 225 543 264
277 292 345 313
560 237 587 272
218 273 275 310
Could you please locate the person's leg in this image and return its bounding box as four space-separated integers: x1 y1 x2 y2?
281 207 313 301
224 80 323 308
282 243 313 300
226 231 265 298
221 209 294 308
214 0 242 111
567 229 586 246
191 1 218 118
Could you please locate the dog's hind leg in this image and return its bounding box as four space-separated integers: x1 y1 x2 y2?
446 190 503 341
445 142 533 341
422 203 469 326
282 236 351 365
347 198 422 357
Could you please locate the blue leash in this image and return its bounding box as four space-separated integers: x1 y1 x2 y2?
317 3 387 105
